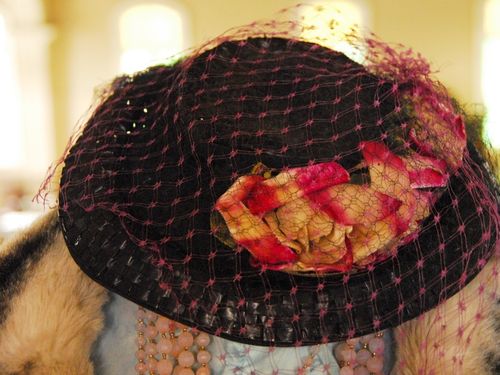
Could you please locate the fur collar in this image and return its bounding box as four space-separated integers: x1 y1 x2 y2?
0 211 498 374
0 212 108 374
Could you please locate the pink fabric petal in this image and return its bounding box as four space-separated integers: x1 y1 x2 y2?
294 161 350 193
215 175 264 211
360 141 406 171
403 153 448 188
409 128 434 156
245 161 349 215
308 184 402 226
408 168 447 188
453 114 466 140
239 235 298 264
409 98 466 170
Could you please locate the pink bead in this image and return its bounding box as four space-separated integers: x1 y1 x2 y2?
334 343 356 363
334 343 347 360
174 366 194 375
145 342 158 355
136 335 147 346
197 350 212 364
355 349 371 365
368 337 385 355
177 368 195 375
169 321 178 332
366 356 384 373
136 322 146 331
146 310 158 321
353 366 370 375
339 367 354 375
147 357 158 371
359 334 374 344
196 366 210 375
178 350 195 367
195 332 210 347
171 341 183 357
158 338 173 353
135 361 147 373
178 331 194 348
137 309 146 319
135 349 146 360
146 325 158 338
157 317 171 333
346 338 360 347
344 349 356 363
157 359 174 375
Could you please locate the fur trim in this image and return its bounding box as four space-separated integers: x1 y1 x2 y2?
0 211 60 323
0 211 498 374
392 256 500 374
0 211 108 374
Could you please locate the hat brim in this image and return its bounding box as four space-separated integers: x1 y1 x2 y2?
59 141 499 346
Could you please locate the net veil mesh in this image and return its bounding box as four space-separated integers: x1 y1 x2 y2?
48 4 499 374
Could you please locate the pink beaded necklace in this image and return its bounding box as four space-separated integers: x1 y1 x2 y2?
135 307 384 374
135 307 211 375
334 333 385 375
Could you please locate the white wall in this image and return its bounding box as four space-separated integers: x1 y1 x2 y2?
45 0 485 154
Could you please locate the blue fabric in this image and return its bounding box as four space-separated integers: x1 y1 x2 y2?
209 332 395 374
209 338 339 374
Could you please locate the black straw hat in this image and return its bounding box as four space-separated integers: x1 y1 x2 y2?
57 30 499 347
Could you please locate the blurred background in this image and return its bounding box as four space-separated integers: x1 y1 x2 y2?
0 0 498 236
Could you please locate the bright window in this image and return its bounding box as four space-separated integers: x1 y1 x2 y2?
0 14 23 169
482 0 500 148
299 1 367 63
119 3 187 73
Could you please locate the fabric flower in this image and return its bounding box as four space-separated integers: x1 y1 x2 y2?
214 141 449 272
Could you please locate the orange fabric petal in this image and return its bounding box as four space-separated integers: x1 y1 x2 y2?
362 141 416 235
297 245 347 269
215 175 297 264
349 214 399 262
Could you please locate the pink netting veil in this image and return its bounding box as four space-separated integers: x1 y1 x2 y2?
52 4 499 374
